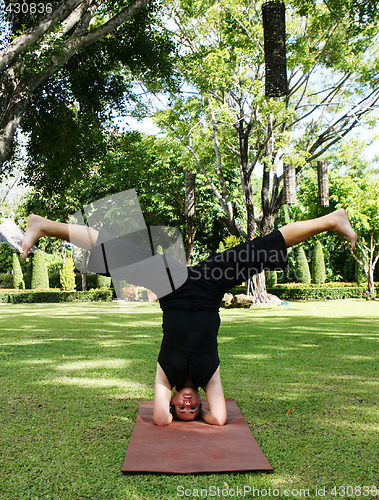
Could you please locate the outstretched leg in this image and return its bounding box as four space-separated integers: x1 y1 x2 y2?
22 214 99 260
279 209 357 251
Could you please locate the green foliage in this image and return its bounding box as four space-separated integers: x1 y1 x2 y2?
218 235 243 253
97 275 112 289
48 272 61 289
44 252 64 273
60 258 76 291
22 258 33 289
265 270 278 288
0 289 113 303
0 242 13 273
154 0 379 244
295 246 311 284
75 273 98 292
311 240 326 285
355 259 367 285
266 283 374 301
20 132 227 257
0 273 13 288
12 253 25 289
18 5 177 193
31 252 49 289
297 166 379 284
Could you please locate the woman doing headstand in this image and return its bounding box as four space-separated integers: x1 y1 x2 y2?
22 209 357 427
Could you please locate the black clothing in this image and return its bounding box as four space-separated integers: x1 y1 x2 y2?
158 309 220 390
157 230 288 389
159 230 288 311
88 229 288 390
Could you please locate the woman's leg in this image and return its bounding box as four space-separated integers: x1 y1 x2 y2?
279 209 357 250
22 214 99 260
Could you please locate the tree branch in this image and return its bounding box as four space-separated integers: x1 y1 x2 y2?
76 0 149 48
18 0 149 95
0 0 84 73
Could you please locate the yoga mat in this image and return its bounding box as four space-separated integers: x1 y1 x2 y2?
121 399 273 474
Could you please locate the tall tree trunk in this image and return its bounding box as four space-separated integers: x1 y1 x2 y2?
283 163 296 205
317 160 329 207
368 266 375 300
185 171 196 265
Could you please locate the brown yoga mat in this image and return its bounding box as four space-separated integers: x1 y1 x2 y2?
121 399 273 474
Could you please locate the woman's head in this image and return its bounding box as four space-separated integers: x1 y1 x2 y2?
171 387 202 421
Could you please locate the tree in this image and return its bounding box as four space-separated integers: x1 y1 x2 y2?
31 251 49 289
311 240 326 284
345 176 379 299
155 0 379 240
18 131 229 261
295 246 311 283
60 257 76 291
298 165 379 298
0 0 175 174
12 251 25 288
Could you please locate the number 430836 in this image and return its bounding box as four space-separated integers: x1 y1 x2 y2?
6 3 53 15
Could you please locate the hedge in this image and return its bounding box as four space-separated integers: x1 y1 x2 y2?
0 288 113 303
230 283 378 301
266 283 376 301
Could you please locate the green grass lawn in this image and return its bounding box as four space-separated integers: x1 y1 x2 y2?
0 300 378 500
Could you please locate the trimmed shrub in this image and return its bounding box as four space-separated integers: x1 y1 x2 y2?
265 270 277 287
311 240 326 285
230 282 379 301
31 252 49 289
97 274 112 289
0 288 113 303
295 246 311 284
12 253 25 289
267 283 371 300
60 257 76 291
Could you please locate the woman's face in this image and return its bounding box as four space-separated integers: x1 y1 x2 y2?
173 387 201 421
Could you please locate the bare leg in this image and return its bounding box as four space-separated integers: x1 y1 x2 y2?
279 209 357 251
22 214 99 260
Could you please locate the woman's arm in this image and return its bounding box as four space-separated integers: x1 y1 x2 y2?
202 367 227 426
153 363 173 426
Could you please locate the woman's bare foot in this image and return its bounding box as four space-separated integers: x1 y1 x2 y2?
331 209 358 251
21 214 47 260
